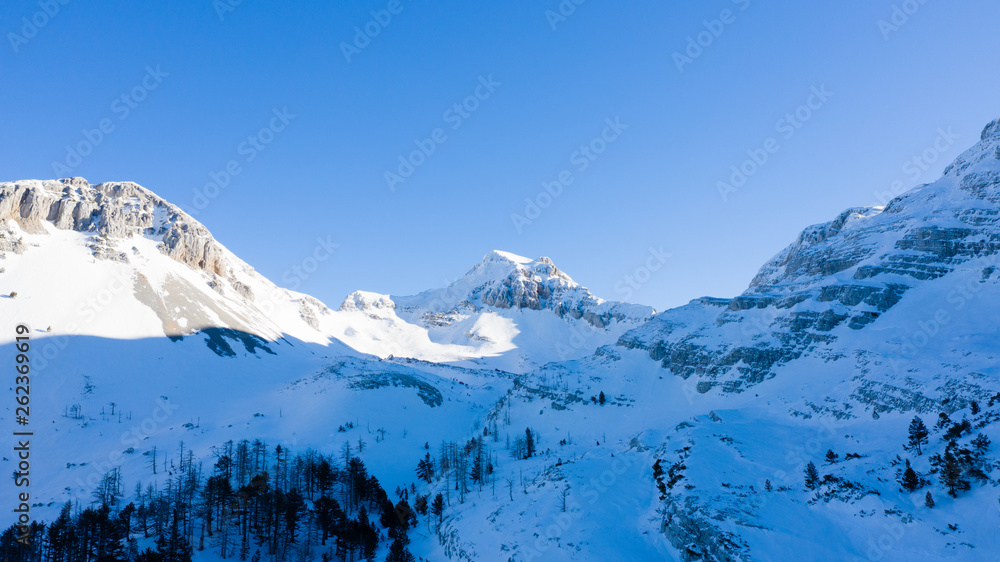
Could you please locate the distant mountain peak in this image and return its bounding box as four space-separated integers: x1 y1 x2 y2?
462 251 577 298
981 116 1000 140
363 250 655 334
482 249 534 264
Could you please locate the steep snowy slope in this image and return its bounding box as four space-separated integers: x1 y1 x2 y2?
421 118 1000 561
619 117 1000 399
0 178 347 349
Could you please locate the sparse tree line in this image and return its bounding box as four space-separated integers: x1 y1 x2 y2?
799 398 997 507
1 439 420 562
646 396 999 513
409 424 544 543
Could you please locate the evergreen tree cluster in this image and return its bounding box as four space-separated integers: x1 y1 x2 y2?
928 437 990 498
413 437 498 509
902 414 993 500
1 438 419 562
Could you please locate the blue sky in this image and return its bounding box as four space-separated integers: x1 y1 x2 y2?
3 0 999 311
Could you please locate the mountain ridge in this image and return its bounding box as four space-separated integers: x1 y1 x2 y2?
0 180 651 371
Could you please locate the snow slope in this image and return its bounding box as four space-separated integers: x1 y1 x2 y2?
0 179 350 348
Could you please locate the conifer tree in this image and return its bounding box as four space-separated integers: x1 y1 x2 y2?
471 449 484 485
385 537 416 562
900 459 921 493
804 462 820 490
431 494 445 529
416 453 435 483
907 416 929 455
940 440 971 497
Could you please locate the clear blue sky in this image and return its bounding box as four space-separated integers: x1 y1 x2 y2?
3 0 999 311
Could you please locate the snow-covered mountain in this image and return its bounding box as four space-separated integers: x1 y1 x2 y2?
3 118 1000 562
0 178 344 349
0 178 648 371
338 250 654 371
620 116 1000 398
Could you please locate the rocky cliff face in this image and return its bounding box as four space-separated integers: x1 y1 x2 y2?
618 117 1000 395
468 251 655 328
0 177 329 345
346 250 656 331
0 177 230 277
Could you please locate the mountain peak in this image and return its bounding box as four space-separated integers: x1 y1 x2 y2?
59 176 91 188
461 250 577 298
981 116 1000 140
482 249 534 265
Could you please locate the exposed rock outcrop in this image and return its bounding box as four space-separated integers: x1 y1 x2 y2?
0 178 231 277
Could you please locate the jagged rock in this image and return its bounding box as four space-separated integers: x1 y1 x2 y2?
0 227 26 254
0 179 230 278
980 116 1000 141
207 277 226 295
230 280 254 302
661 496 750 562
463 251 654 329
340 290 396 312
